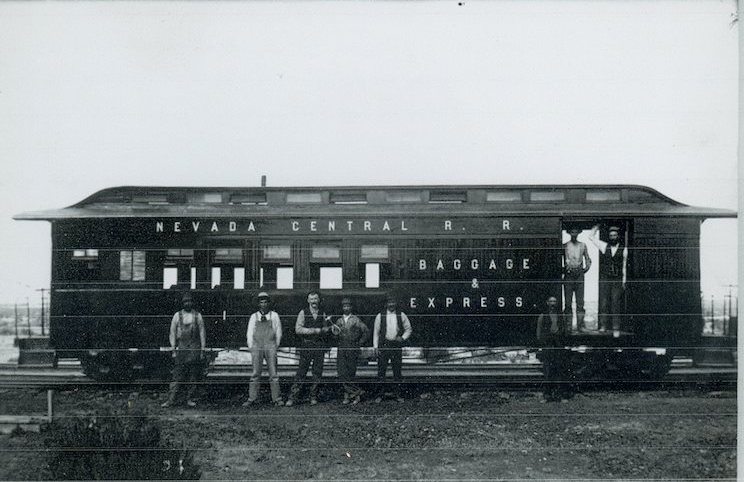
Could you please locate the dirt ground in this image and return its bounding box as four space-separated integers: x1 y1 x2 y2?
0 385 736 481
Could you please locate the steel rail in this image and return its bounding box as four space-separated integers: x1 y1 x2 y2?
0 365 735 390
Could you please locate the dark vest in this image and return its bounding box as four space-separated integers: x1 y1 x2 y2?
379 311 404 342
538 311 565 340
300 308 328 347
600 245 625 280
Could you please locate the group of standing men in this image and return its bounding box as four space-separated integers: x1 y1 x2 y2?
163 290 412 408
563 224 628 333
535 224 629 402
161 223 626 407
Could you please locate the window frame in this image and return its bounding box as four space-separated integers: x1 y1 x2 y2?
119 249 147 282
319 266 343 290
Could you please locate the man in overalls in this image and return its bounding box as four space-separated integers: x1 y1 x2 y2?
243 292 284 406
162 292 206 408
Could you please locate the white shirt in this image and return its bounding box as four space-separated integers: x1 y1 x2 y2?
372 310 413 348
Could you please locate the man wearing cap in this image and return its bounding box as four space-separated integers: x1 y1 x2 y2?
333 297 369 405
563 228 591 332
243 292 284 407
162 292 206 408
286 291 332 406
372 294 412 403
589 224 629 333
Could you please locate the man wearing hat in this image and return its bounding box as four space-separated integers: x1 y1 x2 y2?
286 291 332 406
372 294 412 403
589 224 629 333
333 297 369 405
244 292 284 406
162 292 206 408
563 227 592 332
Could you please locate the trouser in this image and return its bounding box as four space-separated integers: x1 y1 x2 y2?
167 356 203 404
563 271 585 329
289 347 326 400
541 345 574 401
337 347 363 399
249 346 281 402
377 343 403 397
599 280 624 331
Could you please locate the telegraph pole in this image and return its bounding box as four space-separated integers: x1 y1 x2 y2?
14 302 19 343
709 295 715 334
37 288 46 336
26 298 31 336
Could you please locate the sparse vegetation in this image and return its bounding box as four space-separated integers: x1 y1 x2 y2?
0 387 734 480
45 408 200 480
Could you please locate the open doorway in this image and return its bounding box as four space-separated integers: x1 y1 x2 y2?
561 228 599 331
562 220 630 333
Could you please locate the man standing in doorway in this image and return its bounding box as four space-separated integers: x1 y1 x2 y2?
373 294 412 403
563 228 592 332
589 225 628 333
286 291 332 406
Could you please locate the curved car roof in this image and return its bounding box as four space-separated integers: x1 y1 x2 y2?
14 184 737 220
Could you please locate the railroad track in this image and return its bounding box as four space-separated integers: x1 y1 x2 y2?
0 363 735 390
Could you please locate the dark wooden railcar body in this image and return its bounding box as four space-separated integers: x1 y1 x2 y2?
15 185 734 377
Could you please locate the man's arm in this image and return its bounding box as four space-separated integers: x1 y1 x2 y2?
197 313 206 350
246 314 255 349
588 225 608 254
372 314 381 349
536 313 544 340
622 247 629 287
273 312 282 347
581 242 592 272
169 313 178 350
400 312 413 341
352 316 370 344
359 317 370 344
295 310 324 335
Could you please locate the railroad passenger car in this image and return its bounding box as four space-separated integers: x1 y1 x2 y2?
14 185 735 380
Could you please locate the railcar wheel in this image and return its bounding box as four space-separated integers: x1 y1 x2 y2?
80 352 134 382
639 355 672 380
137 353 174 381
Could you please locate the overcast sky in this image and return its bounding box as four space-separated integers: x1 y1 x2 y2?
0 1 738 304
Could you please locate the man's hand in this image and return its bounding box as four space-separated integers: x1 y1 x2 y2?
395 336 404 343
321 326 332 334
